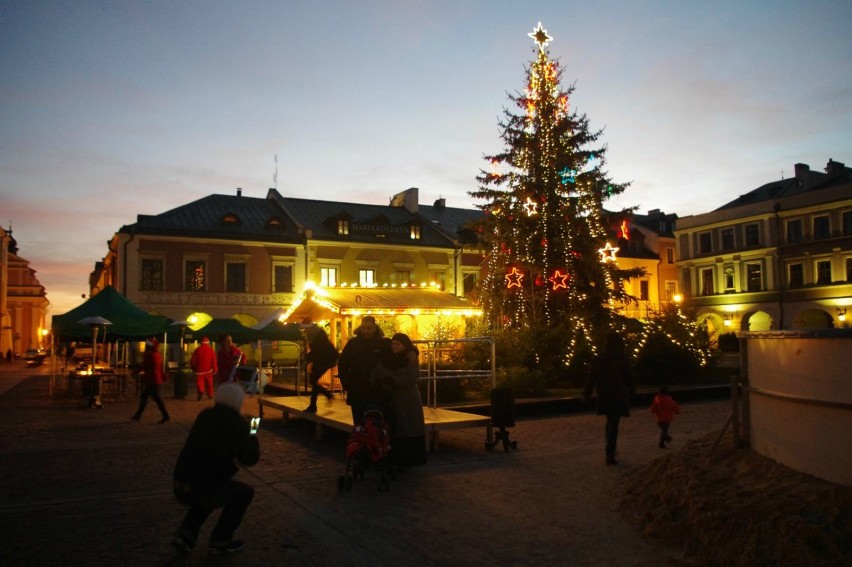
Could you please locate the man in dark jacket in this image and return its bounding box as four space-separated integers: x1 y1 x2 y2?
337 315 385 422
302 323 339 413
172 383 259 555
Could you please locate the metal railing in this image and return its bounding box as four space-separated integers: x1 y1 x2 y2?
411 337 496 408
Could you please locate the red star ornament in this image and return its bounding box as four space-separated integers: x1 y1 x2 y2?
548 269 569 290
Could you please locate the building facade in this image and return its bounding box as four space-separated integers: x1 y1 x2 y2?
674 159 852 333
2 230 50 355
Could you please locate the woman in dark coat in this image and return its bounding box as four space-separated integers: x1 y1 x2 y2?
371 333 426 468
584 331 635 465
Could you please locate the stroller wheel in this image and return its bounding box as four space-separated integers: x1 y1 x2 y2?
345 475 353 491
337 476 346 491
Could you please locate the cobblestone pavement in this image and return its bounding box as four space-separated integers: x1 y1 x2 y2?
0 364 731 566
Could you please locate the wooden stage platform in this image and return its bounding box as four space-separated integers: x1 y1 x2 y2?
256 395 493 451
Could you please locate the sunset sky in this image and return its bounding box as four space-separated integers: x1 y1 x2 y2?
2 1 850 316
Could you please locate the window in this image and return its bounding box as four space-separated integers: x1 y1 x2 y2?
337 220 349 235
429 270 446 290
815 260 832 285
274 265 293 293
394 270 411 286
745 224 759 246
665 248 674 264
226 263 246 292
410 225 422 240
185 260 206 291
788 263 804 289
639 280 649 301
698 232 712 254
724 267 735 291
786 219 803 244
359 269 375 287
847 257 852 282
844 211 852 236
746 263 762 292
721 228 735 250
700 268 714 296
140 259 163 291
463 272 478 295
320 267 337 287
813 215 830 240
665 281 677 301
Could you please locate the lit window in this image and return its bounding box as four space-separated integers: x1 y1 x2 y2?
186 261 206 291
395 271 411 286
359 269 375 287
338 220 349 235
429 270 446 290
724 267 735 290
320 267 337 287
410 225 422 240
665 281 677 301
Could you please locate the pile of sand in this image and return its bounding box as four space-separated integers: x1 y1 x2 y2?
622 431 852 566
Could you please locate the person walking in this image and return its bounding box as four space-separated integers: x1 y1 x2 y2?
650 385 680 448
337 315 385 422
190 337 217 401
131 337 170 424
302 323 339 413
584 331 635 465
215 335 246 386
171 383 260 555
372 333 426 468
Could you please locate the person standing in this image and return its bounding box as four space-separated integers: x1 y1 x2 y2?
650 385 680 449
372 333 426 468
131 337 170 424
584 331 635 465
337 315 385 422
171 383 260 555
302 324 339 413
215 335 246 386
190 337 218 401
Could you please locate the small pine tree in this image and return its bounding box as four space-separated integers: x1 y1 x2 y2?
469 23 643 375
632 303 711 385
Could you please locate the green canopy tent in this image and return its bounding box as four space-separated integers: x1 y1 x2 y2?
51 286 170 342
189 318 258 346
253 319 303 342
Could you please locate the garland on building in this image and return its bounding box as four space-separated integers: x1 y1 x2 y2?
470 23 644 374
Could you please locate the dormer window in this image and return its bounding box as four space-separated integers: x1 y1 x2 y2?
338 220 350 235
222 213 239 224
410 224 421 240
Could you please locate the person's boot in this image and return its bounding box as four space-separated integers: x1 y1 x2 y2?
304 403 317 413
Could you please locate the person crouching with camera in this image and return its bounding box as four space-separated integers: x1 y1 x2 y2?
171 383 260 555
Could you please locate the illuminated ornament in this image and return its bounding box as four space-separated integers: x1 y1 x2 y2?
540 237 548 247
523 197 538 216
618 220 630 240
528 22 552 51
534 274 545 287
559 166 576 185
598 242 620 263
548 270 569 290
505 267 524 289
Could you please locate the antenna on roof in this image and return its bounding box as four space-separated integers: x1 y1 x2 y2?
273 154 278 190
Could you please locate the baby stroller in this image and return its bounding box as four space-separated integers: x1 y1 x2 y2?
338 406 394 491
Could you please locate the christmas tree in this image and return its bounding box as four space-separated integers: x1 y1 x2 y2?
470 23 644 375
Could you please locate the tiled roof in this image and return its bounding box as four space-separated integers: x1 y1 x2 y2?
119 194 301 243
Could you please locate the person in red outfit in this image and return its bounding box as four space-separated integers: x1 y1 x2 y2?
132 337 170 423
650 385 680 448
215 335 246 386
191 337 218 400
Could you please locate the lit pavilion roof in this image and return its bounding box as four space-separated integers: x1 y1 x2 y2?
283 287 482 322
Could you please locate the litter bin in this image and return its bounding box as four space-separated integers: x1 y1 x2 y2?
171 368 191 399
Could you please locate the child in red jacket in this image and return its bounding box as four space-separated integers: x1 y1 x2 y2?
650 386 680 448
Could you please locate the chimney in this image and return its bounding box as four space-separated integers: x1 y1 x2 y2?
434 198 446 209
794 163 810 179
390 187 419 214
825 158 846 178
646 208 660 216
236 187 243 197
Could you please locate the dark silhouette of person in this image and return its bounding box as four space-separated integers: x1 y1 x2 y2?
131 337 170 423
584 331 635 465
337 315 385 422
372 333 426 468
302 323 339 413
172 383 260 555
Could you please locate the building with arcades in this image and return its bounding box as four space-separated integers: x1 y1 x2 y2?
674 159 852 335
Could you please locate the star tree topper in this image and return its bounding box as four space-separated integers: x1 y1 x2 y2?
528 22 552 51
